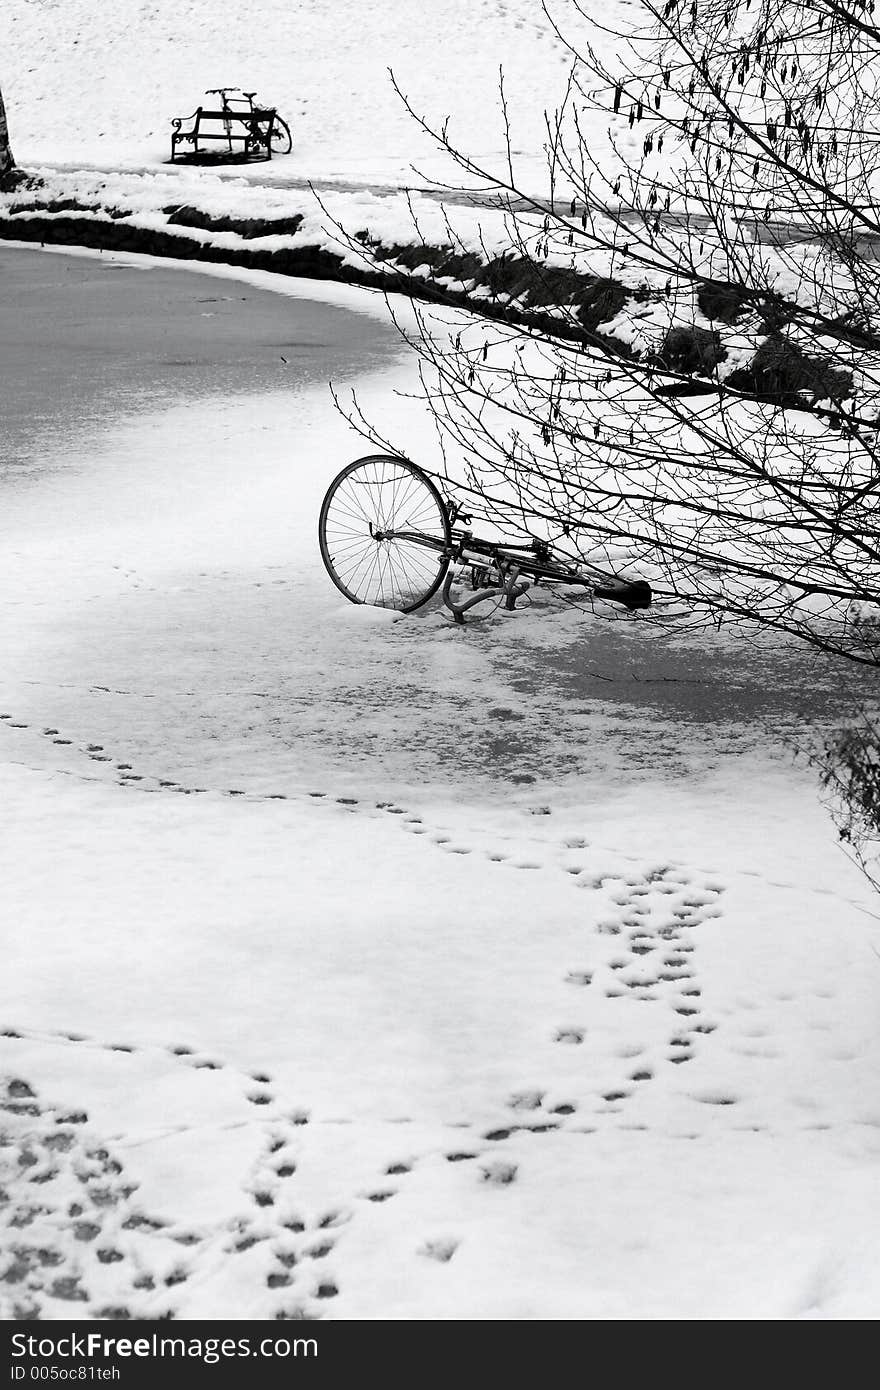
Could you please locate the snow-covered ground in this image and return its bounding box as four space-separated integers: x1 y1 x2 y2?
1 245 879 1322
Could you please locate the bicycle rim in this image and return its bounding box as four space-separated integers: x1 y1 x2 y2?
271 117 292 154
319 455 451 612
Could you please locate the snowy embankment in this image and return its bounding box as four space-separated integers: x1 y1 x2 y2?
0 160 838 398
0 163 643 363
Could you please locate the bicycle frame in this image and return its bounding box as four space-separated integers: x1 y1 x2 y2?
206 88 273 154
206 89 241 151
369 520 646 623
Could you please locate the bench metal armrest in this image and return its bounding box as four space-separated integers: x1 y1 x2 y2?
171 108 201 135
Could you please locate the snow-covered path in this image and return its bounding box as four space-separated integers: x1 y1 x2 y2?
2 248 879 1321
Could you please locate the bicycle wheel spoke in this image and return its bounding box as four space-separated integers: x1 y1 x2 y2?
324 496 376 532
377 546 398 606
345 544 382 602
393 471 437 530
331 523 377 563
332 540 378 586
329 549 371 586
388 543 440 585
336 479 379 529
383 545 422 604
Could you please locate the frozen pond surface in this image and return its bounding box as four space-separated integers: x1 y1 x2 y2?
0 245 389 482
0 245 875 803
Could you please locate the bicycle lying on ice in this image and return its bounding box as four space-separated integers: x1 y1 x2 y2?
318 454 652 624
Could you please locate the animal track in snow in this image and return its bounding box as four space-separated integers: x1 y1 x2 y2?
419 1237 459 1263
0 1074 184 1320
564 970 592 986
481 1160 517 1186
507 1090 543 1112
555 1028 585 1045
0 1022 341 1319
543 863 727 1113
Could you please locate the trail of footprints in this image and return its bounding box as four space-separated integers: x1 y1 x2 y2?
4 1011 652 1320
552 864 725 1111
1 1062 182 1322
0 1030 354 1321
0 1025 482 1320
369 797 728 1112
3 706 729 1125
3 708 732 1310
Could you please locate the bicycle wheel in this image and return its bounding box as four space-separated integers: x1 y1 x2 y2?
319 455 451 612
271 116 293 154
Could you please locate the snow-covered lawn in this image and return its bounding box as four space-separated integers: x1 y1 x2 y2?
3 0 580 188
1 246 879 1321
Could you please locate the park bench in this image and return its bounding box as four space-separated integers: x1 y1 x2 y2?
170 97 277 164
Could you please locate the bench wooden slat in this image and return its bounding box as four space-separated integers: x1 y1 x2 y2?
197 109 275 121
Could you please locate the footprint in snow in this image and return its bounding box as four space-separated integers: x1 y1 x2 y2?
507 1089 544 1112
317 1210 350 1230
564 971 592 986
419 1237 459 1262
555 1028 584 1044
481 1160 517 1185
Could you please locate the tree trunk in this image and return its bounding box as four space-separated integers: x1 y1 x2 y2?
0 81 16 181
